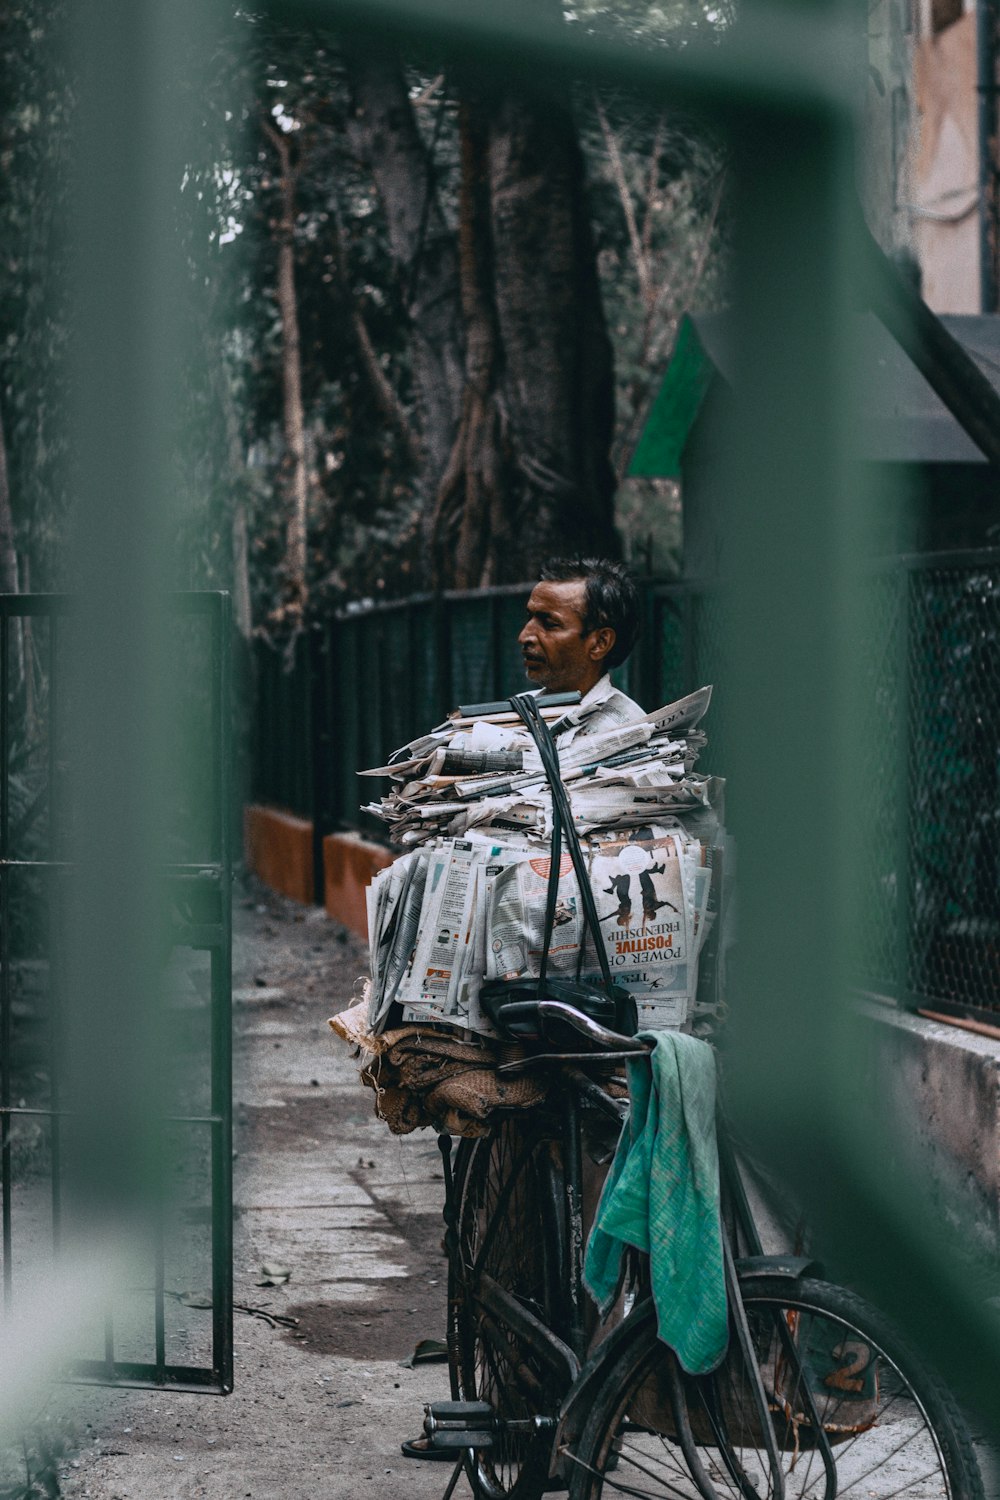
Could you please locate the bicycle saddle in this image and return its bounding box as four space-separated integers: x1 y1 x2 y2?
480 975 637 1045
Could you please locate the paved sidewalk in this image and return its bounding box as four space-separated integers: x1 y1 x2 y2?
58 885 463 1500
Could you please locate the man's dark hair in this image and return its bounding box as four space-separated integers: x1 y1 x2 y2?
538 556 640 669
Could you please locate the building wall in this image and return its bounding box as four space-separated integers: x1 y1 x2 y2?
864 0 918 262
913 12 981 310
866 0 989 312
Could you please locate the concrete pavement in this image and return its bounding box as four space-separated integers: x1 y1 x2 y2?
57 885 462 1500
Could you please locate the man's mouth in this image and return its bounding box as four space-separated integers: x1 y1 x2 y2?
522 654 544 670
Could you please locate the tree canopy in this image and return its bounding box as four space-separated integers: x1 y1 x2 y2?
0 2 730 632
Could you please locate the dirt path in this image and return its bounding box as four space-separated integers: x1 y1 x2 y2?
58 883 463 1500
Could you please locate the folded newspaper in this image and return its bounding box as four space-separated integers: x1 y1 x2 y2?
357 686 724 1038
360 684 720 847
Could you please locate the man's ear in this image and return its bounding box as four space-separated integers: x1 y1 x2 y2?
588 627 615 664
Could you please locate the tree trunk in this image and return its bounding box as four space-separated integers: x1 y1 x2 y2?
345 43 618 589
431 76 619 585
345 52 465 513
431 95 511 588
329 208 421 468
264 120 309 623
484 82 618 574
206 334 254 639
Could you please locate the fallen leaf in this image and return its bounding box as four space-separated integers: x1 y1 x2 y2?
257 1263 291 1286
398 1338 448 1369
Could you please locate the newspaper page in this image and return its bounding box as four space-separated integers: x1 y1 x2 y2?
402 840 476 1009
589 830 695 1030
370 851 429 1030
366 856 415 1026
484 851 585 981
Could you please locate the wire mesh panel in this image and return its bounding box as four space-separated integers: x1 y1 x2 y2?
0 592 233 1392
903 551 1000 1019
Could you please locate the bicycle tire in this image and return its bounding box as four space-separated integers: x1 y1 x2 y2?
448 1118 570 1500
567 1274 984 1500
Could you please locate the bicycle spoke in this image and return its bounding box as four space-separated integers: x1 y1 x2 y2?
571 1282 980 1500
450 1121 564 1499
617 1435 701 1498
834 1430 944 1500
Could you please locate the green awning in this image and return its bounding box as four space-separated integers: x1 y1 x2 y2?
627 313 717 480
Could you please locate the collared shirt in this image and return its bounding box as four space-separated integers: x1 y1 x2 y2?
549 673 645 745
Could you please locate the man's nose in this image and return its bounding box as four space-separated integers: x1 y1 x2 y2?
518 621 533 646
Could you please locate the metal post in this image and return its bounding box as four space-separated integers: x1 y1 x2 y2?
63 0 222 1372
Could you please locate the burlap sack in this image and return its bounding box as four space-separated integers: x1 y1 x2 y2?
329 1003 548 1136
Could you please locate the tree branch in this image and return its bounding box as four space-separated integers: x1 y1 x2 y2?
343 50 464 503
329 206 421 468
640 115 664 268
596 97 652 312
262 114 309 619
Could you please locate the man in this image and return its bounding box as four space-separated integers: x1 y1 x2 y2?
404 555 642 1462
518 555 643 734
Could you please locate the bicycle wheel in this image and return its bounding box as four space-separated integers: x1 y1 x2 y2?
568 1275 983 1500
449 1117 570 1499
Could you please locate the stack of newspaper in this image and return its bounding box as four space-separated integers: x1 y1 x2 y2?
360 686 720 847
361 687 723 1038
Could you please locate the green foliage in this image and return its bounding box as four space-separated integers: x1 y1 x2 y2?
0 0 71 589
0 4 730 617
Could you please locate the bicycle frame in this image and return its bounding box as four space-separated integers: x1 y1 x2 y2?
437 1040 835 1500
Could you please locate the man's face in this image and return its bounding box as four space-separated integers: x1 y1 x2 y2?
517 579 613 695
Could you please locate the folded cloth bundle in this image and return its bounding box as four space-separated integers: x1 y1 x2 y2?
330 1000 548 1136
584 1030 728 1375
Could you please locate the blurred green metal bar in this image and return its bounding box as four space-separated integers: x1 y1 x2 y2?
712 5 1000 1440
277 0 857 118
210 592 234 1395
0 592 233 1389
67 0 191 1206
59 0 234 1393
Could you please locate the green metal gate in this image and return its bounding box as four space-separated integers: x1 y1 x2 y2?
0 591 233 1393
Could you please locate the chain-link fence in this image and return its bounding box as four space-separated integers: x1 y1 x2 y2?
251 549 1000 1022
903 551 1000 1017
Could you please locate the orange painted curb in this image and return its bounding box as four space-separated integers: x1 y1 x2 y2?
244 805 315 906
323 832 395 940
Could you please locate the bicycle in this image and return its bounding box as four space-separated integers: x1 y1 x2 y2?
419 693 984 1500
430 1002 983 1500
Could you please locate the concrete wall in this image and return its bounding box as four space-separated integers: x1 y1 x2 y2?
861 1001 1000 1259
864 0 918 263
913 13 981 311
864 0 985 313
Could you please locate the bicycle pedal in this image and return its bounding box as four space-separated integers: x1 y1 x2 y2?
423 1400 495 1450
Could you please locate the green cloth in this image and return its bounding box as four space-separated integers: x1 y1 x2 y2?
583 1031 728 1374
